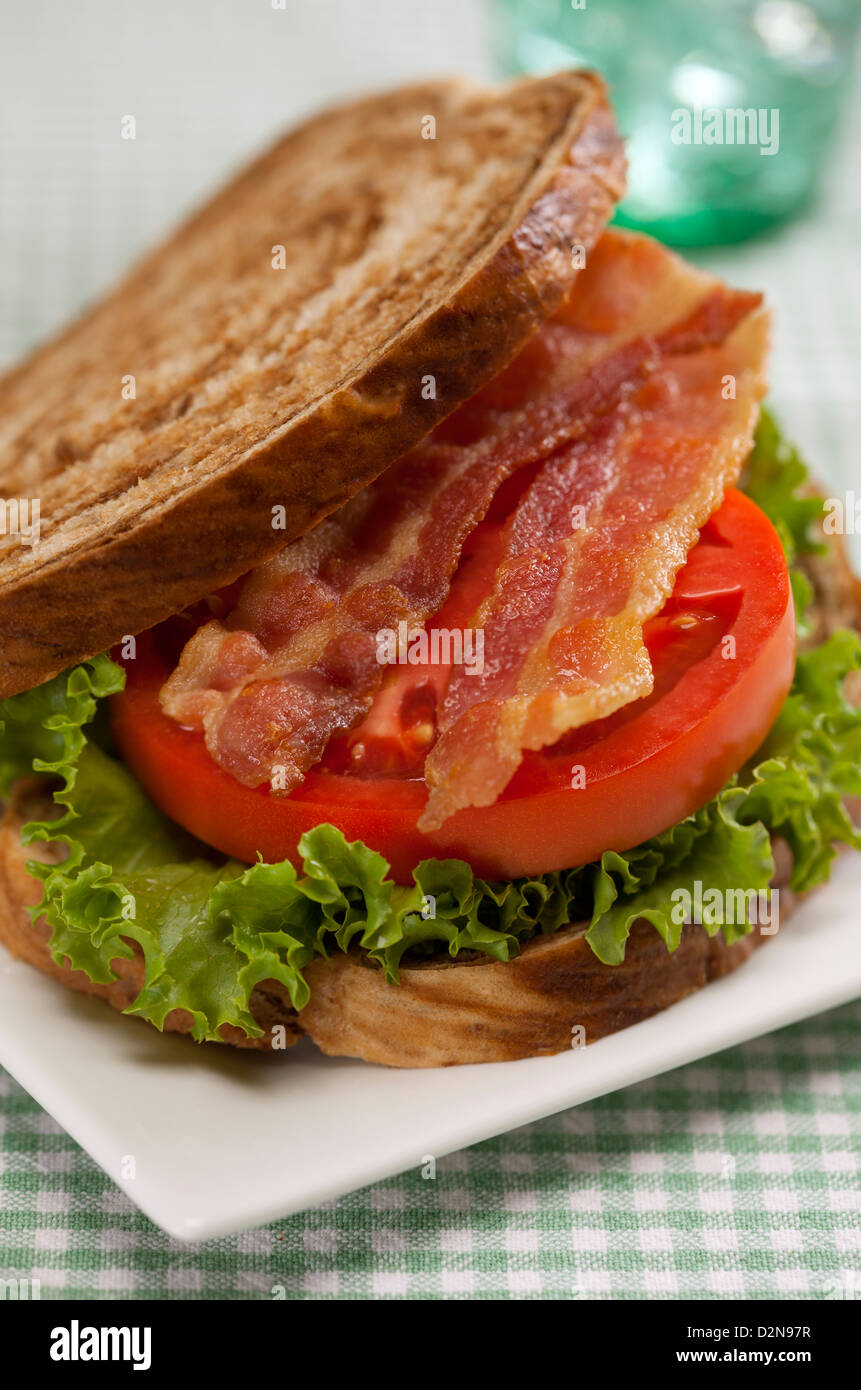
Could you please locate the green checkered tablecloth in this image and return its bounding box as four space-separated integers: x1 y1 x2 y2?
1 1002 859 1299
1 1 860 1299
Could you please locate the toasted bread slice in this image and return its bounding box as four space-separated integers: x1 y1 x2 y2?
0 72 624 699
300 917 776 1066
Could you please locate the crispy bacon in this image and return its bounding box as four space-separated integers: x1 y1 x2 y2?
161 441 517 787
419 304 768 829
161 229 768 813
161 344 646 787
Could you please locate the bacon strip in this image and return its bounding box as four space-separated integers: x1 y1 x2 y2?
161 229 768 808
161 441 513 787
161 343 647 787
418 301 769 830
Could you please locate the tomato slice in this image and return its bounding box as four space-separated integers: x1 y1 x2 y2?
110 489 795 882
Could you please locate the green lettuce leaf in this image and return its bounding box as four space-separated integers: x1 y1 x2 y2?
0 415 859 1040
742 407 826 566
584 789 775 965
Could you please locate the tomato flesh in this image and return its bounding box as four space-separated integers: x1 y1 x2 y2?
110 489 795 882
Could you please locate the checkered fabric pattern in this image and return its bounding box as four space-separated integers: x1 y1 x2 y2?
1 1001 859 1299
0 1 860 1296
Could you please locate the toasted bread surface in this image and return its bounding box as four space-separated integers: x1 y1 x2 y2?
0 72 624 698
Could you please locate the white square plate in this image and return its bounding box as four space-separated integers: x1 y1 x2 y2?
1 852 859 1240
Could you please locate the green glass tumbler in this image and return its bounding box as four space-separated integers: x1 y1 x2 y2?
491 0 860 245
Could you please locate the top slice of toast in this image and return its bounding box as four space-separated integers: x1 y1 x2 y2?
0 72 625 697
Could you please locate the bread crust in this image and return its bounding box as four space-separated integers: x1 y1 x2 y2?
300 919 774 1066
0 73 624 698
